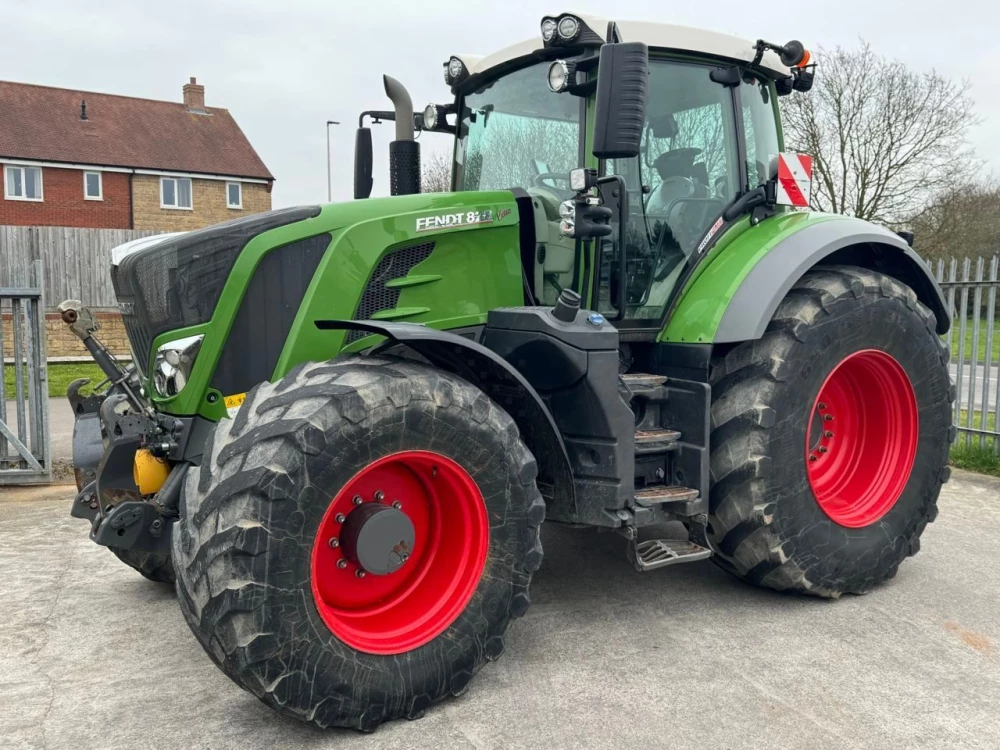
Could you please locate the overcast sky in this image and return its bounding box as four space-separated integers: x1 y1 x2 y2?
5 0 998 208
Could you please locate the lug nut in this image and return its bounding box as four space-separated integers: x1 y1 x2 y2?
374 490 385 502
818 402 827 410
328 537 339 548
392 501 402 510
809 455 818 462
334 513 345 523
824 431 834 438
337 559 348 569
824 414 834 422
355 569 366 579
353 495 363 506
818 446 829 454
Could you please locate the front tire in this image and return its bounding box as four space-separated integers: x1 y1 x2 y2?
172 356 544 729
109 547 175 584
708 266 953 597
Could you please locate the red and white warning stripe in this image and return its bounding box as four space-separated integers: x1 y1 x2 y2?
775 152 813 208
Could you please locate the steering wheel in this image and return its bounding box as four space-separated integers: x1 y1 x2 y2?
531 172 572 188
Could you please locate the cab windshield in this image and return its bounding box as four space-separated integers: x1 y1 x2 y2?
455 62 581 193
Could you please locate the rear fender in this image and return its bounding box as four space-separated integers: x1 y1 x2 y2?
316 319 576 519
662 214 950 345
716 217 949 342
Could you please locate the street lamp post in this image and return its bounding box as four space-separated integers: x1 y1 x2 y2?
326 120 341 202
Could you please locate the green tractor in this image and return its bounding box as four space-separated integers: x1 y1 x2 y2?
63 12 953 730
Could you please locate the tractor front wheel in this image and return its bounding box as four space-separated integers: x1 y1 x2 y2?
172 356 544 729
708 266 953 597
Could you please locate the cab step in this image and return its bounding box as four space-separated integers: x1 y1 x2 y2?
634 428 681 455
630 538 713 572
634 484 699 506
621 372 668 391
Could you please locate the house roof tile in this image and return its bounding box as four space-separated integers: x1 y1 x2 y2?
0 80 273 180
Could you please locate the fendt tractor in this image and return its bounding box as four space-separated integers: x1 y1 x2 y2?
61 12 953 730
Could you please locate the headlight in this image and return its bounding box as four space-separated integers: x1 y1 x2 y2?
152 334 203 398
423 103 439 130
540 18 557 41
557 15 580 41
448 57 464 78
547 60 571 93
559 199 576 220
444 56 469 86
559 218 576 238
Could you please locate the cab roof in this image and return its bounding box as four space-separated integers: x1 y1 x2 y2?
452 12 791 83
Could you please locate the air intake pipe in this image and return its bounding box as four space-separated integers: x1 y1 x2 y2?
383 75 420 196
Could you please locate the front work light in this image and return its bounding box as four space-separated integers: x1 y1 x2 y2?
444 56 469 86
557 15 581 41
152 334 204 397
540 18 557 42
547 60 572 93
422 103 439 130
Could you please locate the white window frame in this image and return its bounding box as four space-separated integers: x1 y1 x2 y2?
83 171 103 201
160 176 193 210
226 181 243 209
4 165 44 201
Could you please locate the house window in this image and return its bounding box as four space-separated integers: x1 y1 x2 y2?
226 182 242 209
84 171 103 200
4 165 43 201
160 176 193 209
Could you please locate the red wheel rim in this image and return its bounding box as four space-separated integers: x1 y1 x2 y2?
806 349 919 528
310 451 489 655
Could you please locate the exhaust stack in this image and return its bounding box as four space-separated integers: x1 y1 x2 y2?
383 75 420 196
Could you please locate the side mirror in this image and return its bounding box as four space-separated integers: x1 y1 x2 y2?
592 42 648 160
354 127 374 199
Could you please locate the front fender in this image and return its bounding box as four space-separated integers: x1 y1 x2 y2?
662 213 950 345
316 319 576 520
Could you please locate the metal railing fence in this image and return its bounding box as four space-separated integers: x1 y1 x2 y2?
0 259 51 484
934 256 1000 453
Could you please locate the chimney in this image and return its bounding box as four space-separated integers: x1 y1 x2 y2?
80 99 88 120
183 77 205 112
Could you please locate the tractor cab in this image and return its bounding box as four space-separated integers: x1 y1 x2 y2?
360 13 811 332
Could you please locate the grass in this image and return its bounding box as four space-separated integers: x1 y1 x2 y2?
949 318 1000 364
950 409 999 477
3 362 105 400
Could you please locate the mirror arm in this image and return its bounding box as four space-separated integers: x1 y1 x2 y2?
359 110 396 127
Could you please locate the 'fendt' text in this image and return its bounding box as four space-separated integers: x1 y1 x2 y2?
416 210 494 232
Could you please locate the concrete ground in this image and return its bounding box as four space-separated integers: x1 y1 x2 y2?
1 472 999 750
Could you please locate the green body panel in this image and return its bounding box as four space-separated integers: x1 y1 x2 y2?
659 211 841 343
148 191 522 418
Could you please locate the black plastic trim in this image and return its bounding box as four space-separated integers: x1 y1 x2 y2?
210 233 331 396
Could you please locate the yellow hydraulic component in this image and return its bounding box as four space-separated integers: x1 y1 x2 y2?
133 449 170 495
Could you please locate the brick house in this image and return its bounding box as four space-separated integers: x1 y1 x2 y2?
0 78 274 230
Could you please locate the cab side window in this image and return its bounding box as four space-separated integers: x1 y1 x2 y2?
599 60 739 323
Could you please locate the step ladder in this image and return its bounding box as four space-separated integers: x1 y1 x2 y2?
630 538 712 572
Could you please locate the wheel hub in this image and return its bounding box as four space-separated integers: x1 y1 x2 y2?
805 349 919 528
310 451 489 655
340 502 415 575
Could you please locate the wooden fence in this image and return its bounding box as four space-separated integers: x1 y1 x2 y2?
0 225 158 309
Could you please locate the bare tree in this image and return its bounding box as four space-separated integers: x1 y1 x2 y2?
780 42 979 224
421 150 453 193
907 180 1000 261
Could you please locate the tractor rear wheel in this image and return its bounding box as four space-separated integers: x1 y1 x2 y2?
708 266 953 597
172 356 544 730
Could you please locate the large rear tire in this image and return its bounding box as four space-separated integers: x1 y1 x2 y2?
708 266 953 597
172 356 544 730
